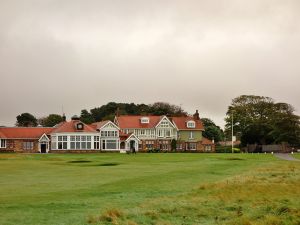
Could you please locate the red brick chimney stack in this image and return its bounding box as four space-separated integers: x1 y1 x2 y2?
193 110 200 120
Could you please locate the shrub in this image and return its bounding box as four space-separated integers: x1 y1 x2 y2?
216 146 240 153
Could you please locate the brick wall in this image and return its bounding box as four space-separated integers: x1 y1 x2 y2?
0 139 40 153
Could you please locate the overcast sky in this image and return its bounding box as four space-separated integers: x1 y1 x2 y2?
0 0 299 128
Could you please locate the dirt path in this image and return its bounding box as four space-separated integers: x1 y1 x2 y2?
274 153 300 161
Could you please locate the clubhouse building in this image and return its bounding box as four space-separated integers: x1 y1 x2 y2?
0 111 215 153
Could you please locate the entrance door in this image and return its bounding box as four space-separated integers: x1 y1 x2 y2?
41 144 47 153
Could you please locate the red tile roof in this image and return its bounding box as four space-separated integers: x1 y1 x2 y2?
0 127 54 139
119 131 130 141
51 120 97 133
170 116 204 130
91 121 111 130
0 130 7 138
116 115 162 129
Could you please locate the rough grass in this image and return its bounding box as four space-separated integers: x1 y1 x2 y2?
0 153 299 225
92 162 300 225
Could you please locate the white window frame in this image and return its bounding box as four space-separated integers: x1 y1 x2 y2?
23 141 34 150
189 143 197 150
205 145 212 151
102 139 118 150
189 131 194 139
187 121 196 128
141 117 149 124
0 139 6 148
158 129 164 137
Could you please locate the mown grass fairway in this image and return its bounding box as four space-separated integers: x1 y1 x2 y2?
0 153 299 225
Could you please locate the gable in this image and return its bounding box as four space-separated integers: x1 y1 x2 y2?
156 116 176 129
99 121 120 131
38 133 50 142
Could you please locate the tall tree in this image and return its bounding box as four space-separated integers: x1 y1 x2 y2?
80 110 95 124
225 95 300 146
201 118 224 142
39 114 64 127
16 113 38 127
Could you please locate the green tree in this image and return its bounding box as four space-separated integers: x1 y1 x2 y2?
225 95 300 146
80 110 95 124
16 113 38 127
40 114 64 127
201 118 224 143
89 102 185 122
148 102 187 116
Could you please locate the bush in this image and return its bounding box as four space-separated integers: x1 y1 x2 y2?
147 148 161 153
216 146 240 153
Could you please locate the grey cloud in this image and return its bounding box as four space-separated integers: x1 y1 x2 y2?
0 0 300 127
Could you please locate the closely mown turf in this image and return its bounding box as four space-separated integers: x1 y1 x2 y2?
0 153 299 225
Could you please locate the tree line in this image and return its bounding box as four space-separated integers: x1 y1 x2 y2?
14 96 300 146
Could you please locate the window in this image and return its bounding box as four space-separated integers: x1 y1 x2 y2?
101 131 118 137
160 120 169 128
106 140 117 149
189 143 197 150
150 130 155 136
23 142 34 150
74 136 92 149
102 140 118 150
51 136 57 149
158 129 163 137
140 130 145 135
159 140 169 150
205 145 212 151
176 144 182 150
0 139 6 148
94 136 100 149
187 121 196 128
70 136 75 149
76 122 84 130
189 131 194 139
141 117 149 124
166 130 171 137
58 136 68 149
145 140 154 149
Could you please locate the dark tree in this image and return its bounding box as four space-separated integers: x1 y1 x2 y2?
80 110 95 124
16 113 38 127
89 102 186 122
225 95 300 146
201 118 224 143
148 102 187 116
39 114 64 127
171 139 177 151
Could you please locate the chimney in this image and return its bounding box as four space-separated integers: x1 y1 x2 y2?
193 110 200 120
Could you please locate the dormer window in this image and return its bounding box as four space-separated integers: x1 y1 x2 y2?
141 117 149 124
187 121 196 128
76 122 84 130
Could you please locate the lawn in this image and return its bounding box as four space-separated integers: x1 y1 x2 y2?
0 153 299 225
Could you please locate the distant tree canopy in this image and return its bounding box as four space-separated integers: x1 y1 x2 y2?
225 95 300 146
14 102 189 127
201 118 224 143
16 113 38 127
85 102 187 124
80 110 95 124
39 114 64 127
